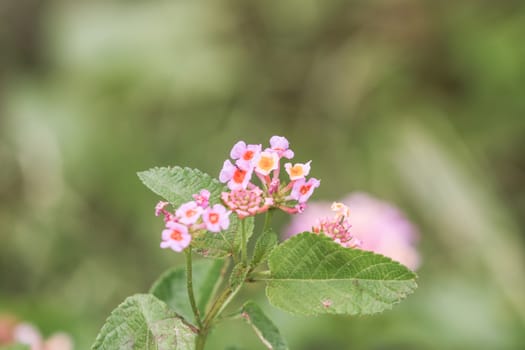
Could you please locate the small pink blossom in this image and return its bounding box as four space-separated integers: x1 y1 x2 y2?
202 204 231 232
193 189 210 208
175 201 203 225
161 221 191 252
155 201 169 216
219 159 253 190
255 151 279 176
230 141 262 170
290 178 320 203
285 161 311 181
269 136 294 159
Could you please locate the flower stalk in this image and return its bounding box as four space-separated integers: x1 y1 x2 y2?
185 248 202 329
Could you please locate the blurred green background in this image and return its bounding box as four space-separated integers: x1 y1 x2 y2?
1 0 525 349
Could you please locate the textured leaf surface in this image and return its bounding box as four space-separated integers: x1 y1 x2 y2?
251 230 278 268
92 294 196 350
241 301 288 350
149 259 223 322
138 166 223 206
267 233 417 316
192 216 254 258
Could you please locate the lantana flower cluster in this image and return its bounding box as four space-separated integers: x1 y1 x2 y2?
219 136 320 218
155 189 231 252
312 202 362 248
285 193 420 270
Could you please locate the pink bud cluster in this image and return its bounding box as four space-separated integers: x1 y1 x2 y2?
155 189 231 252
312 202 361 248
219 136 320 218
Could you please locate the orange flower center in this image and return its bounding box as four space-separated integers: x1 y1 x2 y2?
258 156 275 171
185 209 196 217
300 184 311 195
209 213 219 224
290 165 303 177
243 150 254 161
170 229 183 241
233 169 247 184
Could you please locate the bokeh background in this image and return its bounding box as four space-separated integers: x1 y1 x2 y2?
2 0 525 349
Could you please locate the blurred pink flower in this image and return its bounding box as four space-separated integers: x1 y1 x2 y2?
284 192 421 270
6 321 73 350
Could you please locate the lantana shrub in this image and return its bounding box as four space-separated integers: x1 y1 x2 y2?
92 136 418 350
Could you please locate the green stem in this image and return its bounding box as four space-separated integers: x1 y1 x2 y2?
263 210 273 232
241 219 247 266
185 248 202 329
247 270 271 281
196 260 248 350
196 286 234 350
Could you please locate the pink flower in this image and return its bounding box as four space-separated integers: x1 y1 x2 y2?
284 161 311 181
193 189 210 208
155 201 169 216
255 151 279 176
44 333 73 350
221 187 273 218
290 178 320 203
269 136 294 159
312 203 360 248
219 159 253 190
13 323 42 350
175 201 203 225
161 221 192 252
10 322 73 350
155 201 175 222
230 141 262 170
202 204 231 232
220 136 319 217
284 193 421 270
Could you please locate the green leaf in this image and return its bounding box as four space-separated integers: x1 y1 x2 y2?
266 232 417 316
241 301 288 350
137 166 223 206
251 230 278 268
92 294 197 349
192 216 254 259
149 259 224 322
